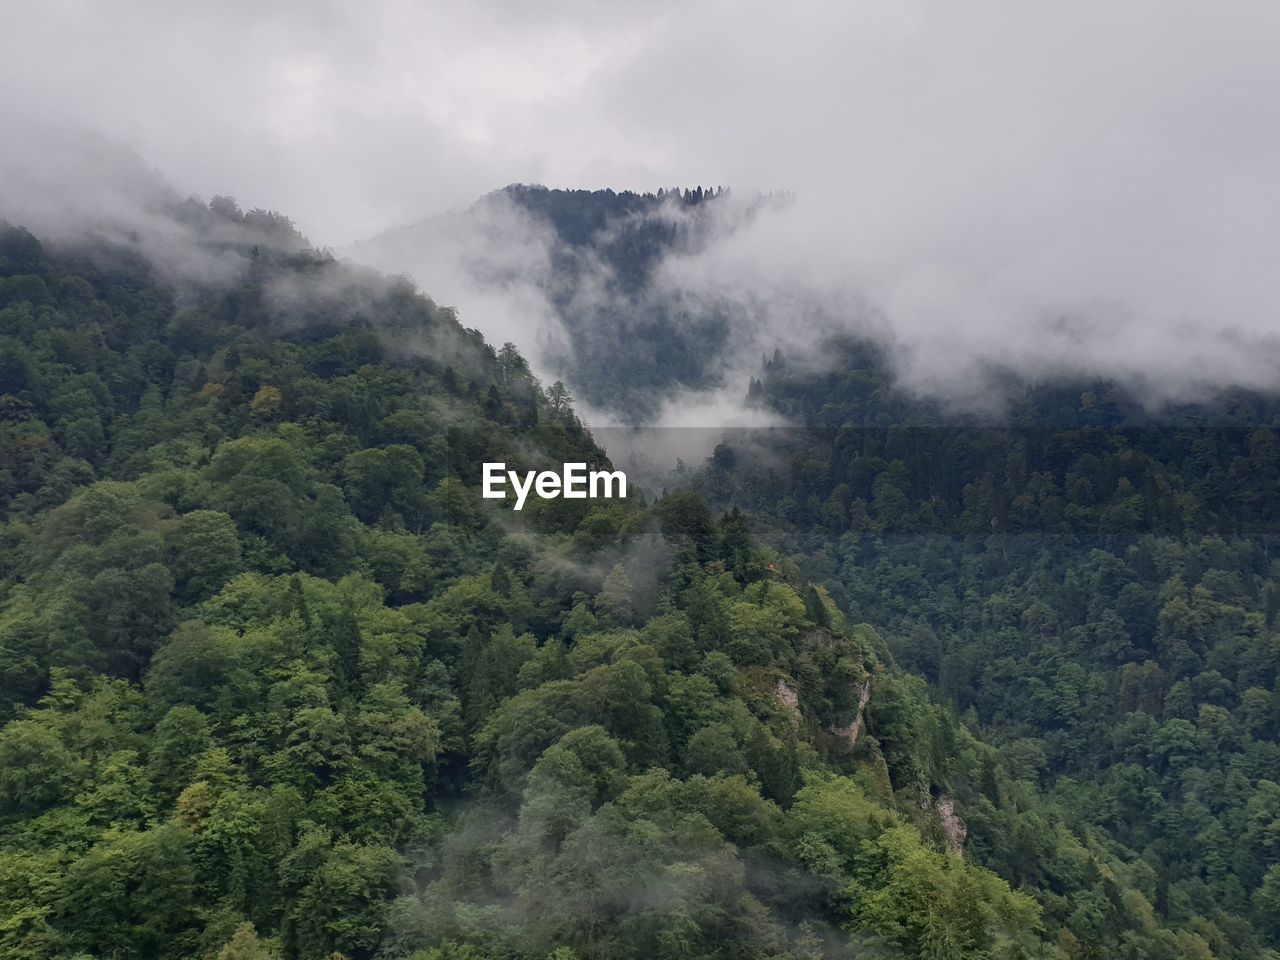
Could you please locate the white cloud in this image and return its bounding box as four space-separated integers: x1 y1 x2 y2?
3 0 1279 405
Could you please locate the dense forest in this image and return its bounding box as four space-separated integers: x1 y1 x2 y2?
1 198 1275 960
694 336 1280 956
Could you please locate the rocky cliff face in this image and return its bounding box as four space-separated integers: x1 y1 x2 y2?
828 679 873 749
934 794 968 856
774 678 801 727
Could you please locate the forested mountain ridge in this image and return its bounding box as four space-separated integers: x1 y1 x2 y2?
349 184 780 420
0 201 1262 960
731 334 1280 535
693 335 1280 956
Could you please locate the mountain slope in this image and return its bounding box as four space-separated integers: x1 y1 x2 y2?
693 335 1280 957
0 203 1248 960
348 184 774 421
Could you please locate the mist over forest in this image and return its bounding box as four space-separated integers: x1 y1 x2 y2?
4 3 1280 960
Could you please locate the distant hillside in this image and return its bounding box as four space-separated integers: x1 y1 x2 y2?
349 184 778 421
685 334 1280 957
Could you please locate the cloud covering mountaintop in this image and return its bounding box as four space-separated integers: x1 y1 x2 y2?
3 1 1280 414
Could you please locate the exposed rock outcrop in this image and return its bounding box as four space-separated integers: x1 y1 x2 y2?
934 793 967 855
828 679 872 749
775 678 801 727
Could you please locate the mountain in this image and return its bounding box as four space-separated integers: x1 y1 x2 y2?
348 184 778 422
690 334 1280 956
0 194 1232 960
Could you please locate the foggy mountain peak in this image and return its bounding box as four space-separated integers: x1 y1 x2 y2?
345 183 778 423
347 175 1280 429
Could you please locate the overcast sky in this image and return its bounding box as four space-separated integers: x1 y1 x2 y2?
4 1 1280 401
2 1 1274 244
